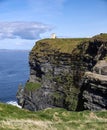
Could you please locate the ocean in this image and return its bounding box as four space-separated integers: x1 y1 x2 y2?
0 50 29 106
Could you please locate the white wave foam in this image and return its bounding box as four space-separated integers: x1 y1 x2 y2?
7 101 22 108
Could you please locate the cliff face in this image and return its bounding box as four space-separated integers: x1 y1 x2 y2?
77 61 107 110
17 33 107 111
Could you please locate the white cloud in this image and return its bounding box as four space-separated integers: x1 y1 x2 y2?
0 22 52 40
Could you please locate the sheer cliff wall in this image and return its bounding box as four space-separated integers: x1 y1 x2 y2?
17 34 107 111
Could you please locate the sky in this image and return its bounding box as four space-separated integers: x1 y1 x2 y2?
0 0 107 50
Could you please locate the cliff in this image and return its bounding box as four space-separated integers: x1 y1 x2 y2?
17 33 107 111
77 61 107 110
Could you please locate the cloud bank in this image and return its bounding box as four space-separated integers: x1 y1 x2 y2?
0 22 52 40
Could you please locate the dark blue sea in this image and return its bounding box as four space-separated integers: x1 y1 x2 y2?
0 50 29 106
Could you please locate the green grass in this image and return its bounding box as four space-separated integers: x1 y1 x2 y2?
0 103 107 130
93 33 107 41
32 38 89 54
25 82 41 91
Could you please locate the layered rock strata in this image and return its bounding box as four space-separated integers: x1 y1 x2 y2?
77 60 107 110
17 33 107 111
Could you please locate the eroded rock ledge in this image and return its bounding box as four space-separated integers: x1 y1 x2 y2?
77 60 107 111
17 33 107 111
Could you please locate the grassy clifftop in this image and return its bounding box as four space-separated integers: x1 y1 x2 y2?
32 33 107 54
0 103 107 130
93 33 107 41
32 38 89 54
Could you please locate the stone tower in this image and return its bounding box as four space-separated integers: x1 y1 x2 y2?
51 33 56 39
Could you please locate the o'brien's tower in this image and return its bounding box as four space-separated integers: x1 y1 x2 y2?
51 33 56 39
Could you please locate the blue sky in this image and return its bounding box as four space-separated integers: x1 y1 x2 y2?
0 0 107 50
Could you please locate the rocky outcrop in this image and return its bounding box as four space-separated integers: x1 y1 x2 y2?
17 33 107 111
93 60 107 75
77 60 107 111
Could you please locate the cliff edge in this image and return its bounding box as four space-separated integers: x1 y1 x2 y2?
17 33 107 111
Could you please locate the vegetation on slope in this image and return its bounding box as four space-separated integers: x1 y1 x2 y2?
32 38 89 54
93 33 107 41
0 103 107 130
25 82 41 91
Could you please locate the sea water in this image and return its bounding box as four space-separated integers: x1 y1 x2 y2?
0 50 29 107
